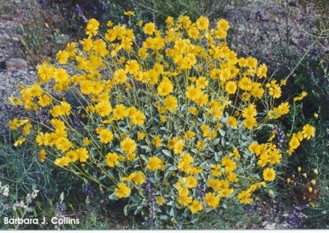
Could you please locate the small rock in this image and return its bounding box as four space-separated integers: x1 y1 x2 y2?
0 61 6 70
0 33 10 41
288 0 298 7
5 58 28 70
264 222 276 230
12 37 20 42
291 38 300 46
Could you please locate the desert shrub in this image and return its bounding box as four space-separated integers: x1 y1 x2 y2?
8 15 316 228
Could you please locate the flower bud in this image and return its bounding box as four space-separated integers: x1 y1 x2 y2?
308 186 313 193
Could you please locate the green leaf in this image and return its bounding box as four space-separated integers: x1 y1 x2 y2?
212 138 220 146
162 149 171 157
169 207 176 217
140 145 151 152
219 129 225 137
108 193 118 201
134 205 143 215
84 124 93 131
124 205 129 216
160 215 169 221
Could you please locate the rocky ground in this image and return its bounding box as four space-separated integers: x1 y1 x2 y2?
0 1 38 134
226 0 328 71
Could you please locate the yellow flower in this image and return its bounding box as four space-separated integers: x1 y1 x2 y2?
115 183 131 198
189 200 203 214
211 164 222 177
137 131 145 140
237 190 253 204
173 139 184 155
56 50 69 64
153 135 162 148
143 22 156 35
277 102 290 115
106 152 121 167
189 107 198 115
163 95 178 111
93 39 109 57
178 153 194 173
38 149 47 163
9 96 23 106
184 131 195 140
263 168 276 182
268 85 282 99
95 101 112 117
9 118 29 130
238 77 252 91
243 117 257 130
22 123 32 135
257 63 268 78
156 196 165 206
217 19 230 31
125 60 140 75
147 156 164 171
187 26 200 39
126 153 137 161
289 135 300 150
86 18 100 37
54 156 71 167
227 116 238 128
302 124 315 140
225 81 237 94
133 171 145 185
128 107 146 126
204 192 220 208
185 85 202 102
196 141 205 150
221 157 237 173
83 137 91 146
113 69 127 84
294 91 308 102
14 136 26 147
196 16 209 31
120 137 137 154
165 16 174 28
96 127 114 144
157 77 173 96
186 176 198 188
242 104 257 119
76 147 89 163
51 102 71 118
196 76 208 89
160 115 167 123
178 194 192 207
36 132 49 146
122 171 145 185
113 104 128 120
124 11 135 16
38 94 52 107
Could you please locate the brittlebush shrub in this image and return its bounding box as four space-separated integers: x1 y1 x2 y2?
9 15 315 226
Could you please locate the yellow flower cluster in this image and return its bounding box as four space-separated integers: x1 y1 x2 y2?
8 15 316 219
287 124 315 154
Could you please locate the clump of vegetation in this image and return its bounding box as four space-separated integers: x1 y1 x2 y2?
8 14 317 228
